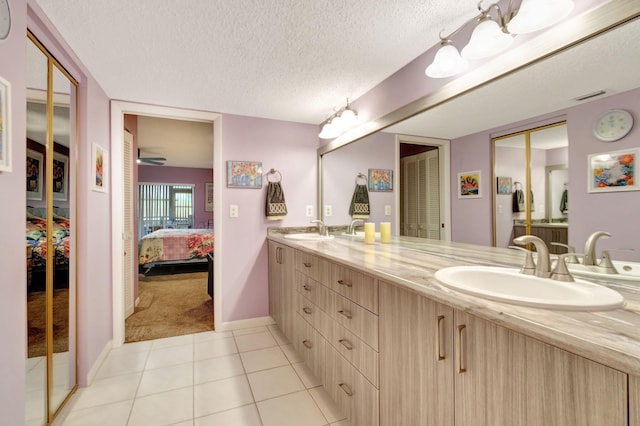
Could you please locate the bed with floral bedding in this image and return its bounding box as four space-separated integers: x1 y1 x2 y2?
26 213 70 290
138 228 214 272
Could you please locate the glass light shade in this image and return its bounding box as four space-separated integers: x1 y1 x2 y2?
425 43 468 78
507 0 574 34
330 114 346 132
340 107 357 128
318 121 339 139
461 18 513 60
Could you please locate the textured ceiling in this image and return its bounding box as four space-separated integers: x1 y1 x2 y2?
33 0 481 125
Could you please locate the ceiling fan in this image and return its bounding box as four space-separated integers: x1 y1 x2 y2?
137 149 166 166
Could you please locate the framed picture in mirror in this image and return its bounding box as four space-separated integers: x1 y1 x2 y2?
368 168 393 192
458 170 481 199
26 148 43 200
205 182 213 211
53 152 68 201
0 75 10 172
496 176 512 194
588 148 638 193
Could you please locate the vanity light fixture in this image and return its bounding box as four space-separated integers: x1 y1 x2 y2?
318 99 359 139
425 0 574 79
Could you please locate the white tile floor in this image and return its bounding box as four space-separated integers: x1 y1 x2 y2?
57 325 352 426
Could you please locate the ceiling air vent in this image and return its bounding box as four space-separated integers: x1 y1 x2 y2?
574 90 606 102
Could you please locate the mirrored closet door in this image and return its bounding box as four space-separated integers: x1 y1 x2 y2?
26 32 78 425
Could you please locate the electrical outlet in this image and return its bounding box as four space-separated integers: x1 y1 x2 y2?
498 204 503 214
385 205 391 216
229 204 239 218
324 205 332 217
305 205 314 217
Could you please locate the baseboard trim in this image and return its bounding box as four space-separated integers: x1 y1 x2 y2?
135 296 140 307
215 316 275 332
85 339 112 386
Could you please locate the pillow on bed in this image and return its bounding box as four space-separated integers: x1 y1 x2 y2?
26 222 44 241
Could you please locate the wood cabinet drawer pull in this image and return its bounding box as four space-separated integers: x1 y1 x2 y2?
457 324 467 373
338 309 353 319
338 382 354 397
303 262 312 268
302 340 312 349
303 284 312 291
337 279 353 287
437 315 445 361
303 307 312 315
338 338 353 350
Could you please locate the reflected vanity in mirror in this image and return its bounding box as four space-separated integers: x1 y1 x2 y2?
26 32 78 425
319 14 640 262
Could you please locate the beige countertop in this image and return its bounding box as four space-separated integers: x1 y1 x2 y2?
267 229 640 375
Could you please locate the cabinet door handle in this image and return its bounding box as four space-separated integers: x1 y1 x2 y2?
336 279 353 288
436 315 445 361
303 262 312 268
338 338 353 350
303 307 312 315
338 309 353 319
338 382 354 397
457 324 467 373
302 340 312 349
303 284 312 291
276 247 281 264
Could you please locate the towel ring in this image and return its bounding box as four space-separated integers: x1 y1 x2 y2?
267 168 282 183
356 172 367 185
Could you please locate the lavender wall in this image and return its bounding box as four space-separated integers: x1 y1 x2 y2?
322 132 396 227
220 115 318 322
138 165 214 228
450 87 640 260
0 1 28 423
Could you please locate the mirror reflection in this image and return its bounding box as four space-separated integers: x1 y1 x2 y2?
320 18 640 260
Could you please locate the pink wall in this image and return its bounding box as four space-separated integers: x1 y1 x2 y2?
220 115 318 322
450 87 640 261
0 1 28 423
138 165 214 228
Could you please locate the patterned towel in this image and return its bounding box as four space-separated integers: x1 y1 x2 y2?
266 181 288 220
349 184 370 219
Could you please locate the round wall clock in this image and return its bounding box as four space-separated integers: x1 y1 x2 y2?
593 109 634 142
0 0 10 40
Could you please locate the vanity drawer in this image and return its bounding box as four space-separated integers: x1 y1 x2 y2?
325 345 379 426
297 293 321 330
329 262 378 314
296 271 324 305
328 290 379 351
295 250 329 284
293 314 326 385
326 319 379 388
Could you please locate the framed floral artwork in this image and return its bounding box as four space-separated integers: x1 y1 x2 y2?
458 170 481 199
92 143 108 193
368 168 393 192
0 75 10 172
226 160 262 188
588 148 638 193
496 176 512 194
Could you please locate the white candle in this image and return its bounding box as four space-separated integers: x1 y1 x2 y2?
380 222 391 243
364 222 375 244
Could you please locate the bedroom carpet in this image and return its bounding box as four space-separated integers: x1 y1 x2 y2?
125 272 214 343
27 289 69 358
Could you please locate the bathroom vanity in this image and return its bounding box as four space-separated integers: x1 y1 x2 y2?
267 230 640 426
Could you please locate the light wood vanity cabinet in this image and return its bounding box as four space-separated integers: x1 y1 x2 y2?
268 241 295 341
631 375 640 426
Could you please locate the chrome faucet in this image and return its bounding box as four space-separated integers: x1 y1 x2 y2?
310 219 329 236
513 235 551 278
347 219 364 235
583 231 611 266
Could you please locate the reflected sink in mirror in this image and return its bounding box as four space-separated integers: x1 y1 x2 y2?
434 266 624 311
567 261 640 282
283 233 335 241
340 231 380 239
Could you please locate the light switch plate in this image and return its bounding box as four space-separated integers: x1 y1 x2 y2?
385 205 391 216
324 205 332 217
229 204 239 218
305 205 314 217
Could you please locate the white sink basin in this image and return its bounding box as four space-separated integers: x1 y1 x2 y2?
434 266 624 311
283 233 335 241
567 261 640 282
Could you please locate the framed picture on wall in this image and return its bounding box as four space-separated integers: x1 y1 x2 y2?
0 75 11 172
368 168 393 192
53 152 69 201
92 143 108 193
588 148 639 193
27 149 44 200
205 182 213 211
226 160 262 188
458 170 481 199
496 176 512 194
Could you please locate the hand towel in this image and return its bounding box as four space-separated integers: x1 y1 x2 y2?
560 189 568 213
512 190 535 212
265 181 287 220
349 184 370 219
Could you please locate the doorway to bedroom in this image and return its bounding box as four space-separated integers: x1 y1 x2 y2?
111 102 221 347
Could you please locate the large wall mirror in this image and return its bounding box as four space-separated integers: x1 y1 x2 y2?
319 12 640 260
26 32 78 425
